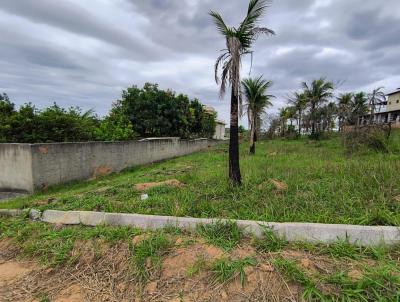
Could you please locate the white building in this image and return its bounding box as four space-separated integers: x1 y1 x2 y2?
214 119 226 140
203 106 226 140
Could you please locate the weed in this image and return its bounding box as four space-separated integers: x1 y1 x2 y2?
186 256 207 277
273 257 313 286
252 226 287 252
196 220 242 251
211 257 256 285
131 232 171 281
319 239 362 260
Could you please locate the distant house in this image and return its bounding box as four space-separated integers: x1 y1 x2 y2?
203 106 226 140
358 88 400 128
214 119 226 140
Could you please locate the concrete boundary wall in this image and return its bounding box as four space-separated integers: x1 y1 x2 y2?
0 138 220 193
36 210 400 247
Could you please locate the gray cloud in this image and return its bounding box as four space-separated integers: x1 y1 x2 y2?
0 0 399 124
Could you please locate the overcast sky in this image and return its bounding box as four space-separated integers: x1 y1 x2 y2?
1 0 399 124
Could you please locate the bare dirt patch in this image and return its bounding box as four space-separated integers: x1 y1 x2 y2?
54 284 85 302
134 179 184 191
0 261 36 285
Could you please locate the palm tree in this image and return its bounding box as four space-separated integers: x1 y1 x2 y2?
242 76 274 154
288 92 307 135
320 102 337 131
302 78 334 137
368 87 386 123
210 0 275 185
352 92 369 125
279 107 291 137
337 93 353 131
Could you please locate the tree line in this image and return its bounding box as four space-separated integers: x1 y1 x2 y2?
0 83 216 143
269 80 387 138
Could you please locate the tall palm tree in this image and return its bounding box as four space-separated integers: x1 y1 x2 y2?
337 92 353 131
242 76 274 154
288 92 307 135
210 0 275 185
302 78 334 137
368 87 386 123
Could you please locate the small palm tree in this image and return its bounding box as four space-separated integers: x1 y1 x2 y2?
302 78 334 137
242 76 274 154
368 87 386 123
279 107 291 137
210 0 275 185
337 93 353 130
288 92 307 135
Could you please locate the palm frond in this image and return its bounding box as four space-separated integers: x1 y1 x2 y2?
209 11 230 36
214 51 230 84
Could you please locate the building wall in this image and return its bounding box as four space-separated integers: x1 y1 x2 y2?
0 138 220 193
388 92 400 111
213 124 225 140
0 144 33 192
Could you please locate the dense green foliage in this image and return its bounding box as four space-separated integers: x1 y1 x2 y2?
0 96 99 143
116 83 216 139
0 84 216 143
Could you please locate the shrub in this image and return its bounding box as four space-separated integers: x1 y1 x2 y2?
342 125 390 155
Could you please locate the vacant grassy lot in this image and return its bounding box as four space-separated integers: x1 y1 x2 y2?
2 132 400 226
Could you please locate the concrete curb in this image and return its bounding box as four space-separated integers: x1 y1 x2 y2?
38 210 400 247
0 209 26 217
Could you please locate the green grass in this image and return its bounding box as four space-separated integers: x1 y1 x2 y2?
196 220 242 251
211 257 257 285
252 226 288 252
131 232 171 281
2 132 400 226
0 217 141 266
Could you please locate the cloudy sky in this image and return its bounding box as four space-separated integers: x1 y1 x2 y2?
1 0 399 124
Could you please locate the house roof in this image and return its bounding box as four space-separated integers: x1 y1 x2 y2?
203 106 216 114
387 88 400 96
216 119 226 125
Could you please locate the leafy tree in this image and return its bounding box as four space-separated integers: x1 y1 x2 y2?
211 0 275 185
117 83 215 139
95 103 136 141
120 83 190 138
242 76 274 154
302 78 334 137
189 99 216 138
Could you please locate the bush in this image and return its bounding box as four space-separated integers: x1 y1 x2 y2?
342 125 391 155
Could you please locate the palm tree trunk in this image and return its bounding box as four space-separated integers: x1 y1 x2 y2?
249 117 256 154
298 109 302 135
311 102 316 136
229 86 242 185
